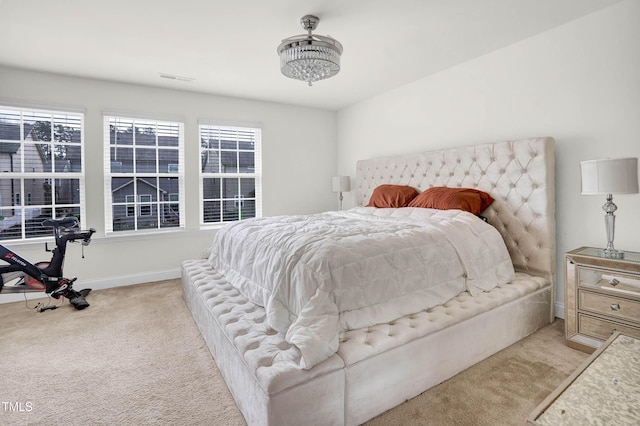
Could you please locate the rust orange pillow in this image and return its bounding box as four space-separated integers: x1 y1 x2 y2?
407 187 494 214
366 184 419 208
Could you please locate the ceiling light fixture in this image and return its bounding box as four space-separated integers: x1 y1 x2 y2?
277 15 343 86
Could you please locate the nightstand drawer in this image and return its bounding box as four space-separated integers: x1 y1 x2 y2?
577 267 640 293
579 290 640 323
579 314 640 341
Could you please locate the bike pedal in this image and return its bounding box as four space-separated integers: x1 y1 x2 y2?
50 283 69 299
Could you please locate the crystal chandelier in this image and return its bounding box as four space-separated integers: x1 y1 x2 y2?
277 15 343 86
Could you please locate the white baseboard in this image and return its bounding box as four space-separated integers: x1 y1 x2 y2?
0 269 181 304
80 268 182 291
554 302 565 319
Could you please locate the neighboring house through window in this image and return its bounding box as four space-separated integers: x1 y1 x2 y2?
104 116 184 233
199 123 261 225
0 106 85 240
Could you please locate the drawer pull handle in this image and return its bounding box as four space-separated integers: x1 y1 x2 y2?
609 278 620 286
611 328 618 335
611 303 621 311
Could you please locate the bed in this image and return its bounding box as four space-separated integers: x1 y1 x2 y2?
182 136 556 425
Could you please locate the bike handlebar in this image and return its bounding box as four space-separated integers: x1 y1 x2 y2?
63 228 95 244
82 228 96 245
41 217 95 245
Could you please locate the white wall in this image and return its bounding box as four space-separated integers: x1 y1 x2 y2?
336 0 640 317
0 66 337 302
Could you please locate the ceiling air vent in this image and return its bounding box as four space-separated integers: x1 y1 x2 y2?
159 73 195 82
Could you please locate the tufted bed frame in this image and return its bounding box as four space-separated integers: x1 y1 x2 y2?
182 136 556 425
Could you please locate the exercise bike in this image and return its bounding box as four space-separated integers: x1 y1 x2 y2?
0 217 95 311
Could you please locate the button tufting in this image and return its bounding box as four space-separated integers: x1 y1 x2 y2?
258 358 273 368
186 236 553 380
278 341 290 350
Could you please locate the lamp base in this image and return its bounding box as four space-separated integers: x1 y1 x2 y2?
597 248 625 259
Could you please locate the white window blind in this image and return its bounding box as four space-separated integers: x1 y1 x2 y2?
0 105 85 240
104 115 184 233
199 124 262 225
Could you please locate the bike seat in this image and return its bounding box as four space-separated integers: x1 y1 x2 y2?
42 217 78 229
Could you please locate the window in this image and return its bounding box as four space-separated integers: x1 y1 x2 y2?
126 195 135 217
0 106 84 241
199 123 261 225
104 116 184 233
139 194 152 216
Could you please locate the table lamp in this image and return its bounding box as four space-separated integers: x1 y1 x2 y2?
580 157 639 259
332 176 350 210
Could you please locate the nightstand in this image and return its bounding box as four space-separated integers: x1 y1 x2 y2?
565 247 640 353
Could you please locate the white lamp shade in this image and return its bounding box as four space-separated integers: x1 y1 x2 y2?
580 158 639 195
332 176 350 193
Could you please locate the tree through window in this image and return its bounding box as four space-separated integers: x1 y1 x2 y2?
199 124 261 225
0 106 85 240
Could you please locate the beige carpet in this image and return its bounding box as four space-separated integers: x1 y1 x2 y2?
0 280 588 425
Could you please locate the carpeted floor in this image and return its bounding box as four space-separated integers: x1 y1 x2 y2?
0 279 588 425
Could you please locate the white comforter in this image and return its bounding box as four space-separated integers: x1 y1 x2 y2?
208 207 515 369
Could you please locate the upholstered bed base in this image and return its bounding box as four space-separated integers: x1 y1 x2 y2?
183 259 551 425
182 137 556 425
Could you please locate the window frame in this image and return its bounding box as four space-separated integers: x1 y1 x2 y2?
104 115 185 235
0 105 86 241
198 122 262 227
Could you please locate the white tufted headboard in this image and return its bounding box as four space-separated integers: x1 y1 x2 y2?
356 137 556 283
